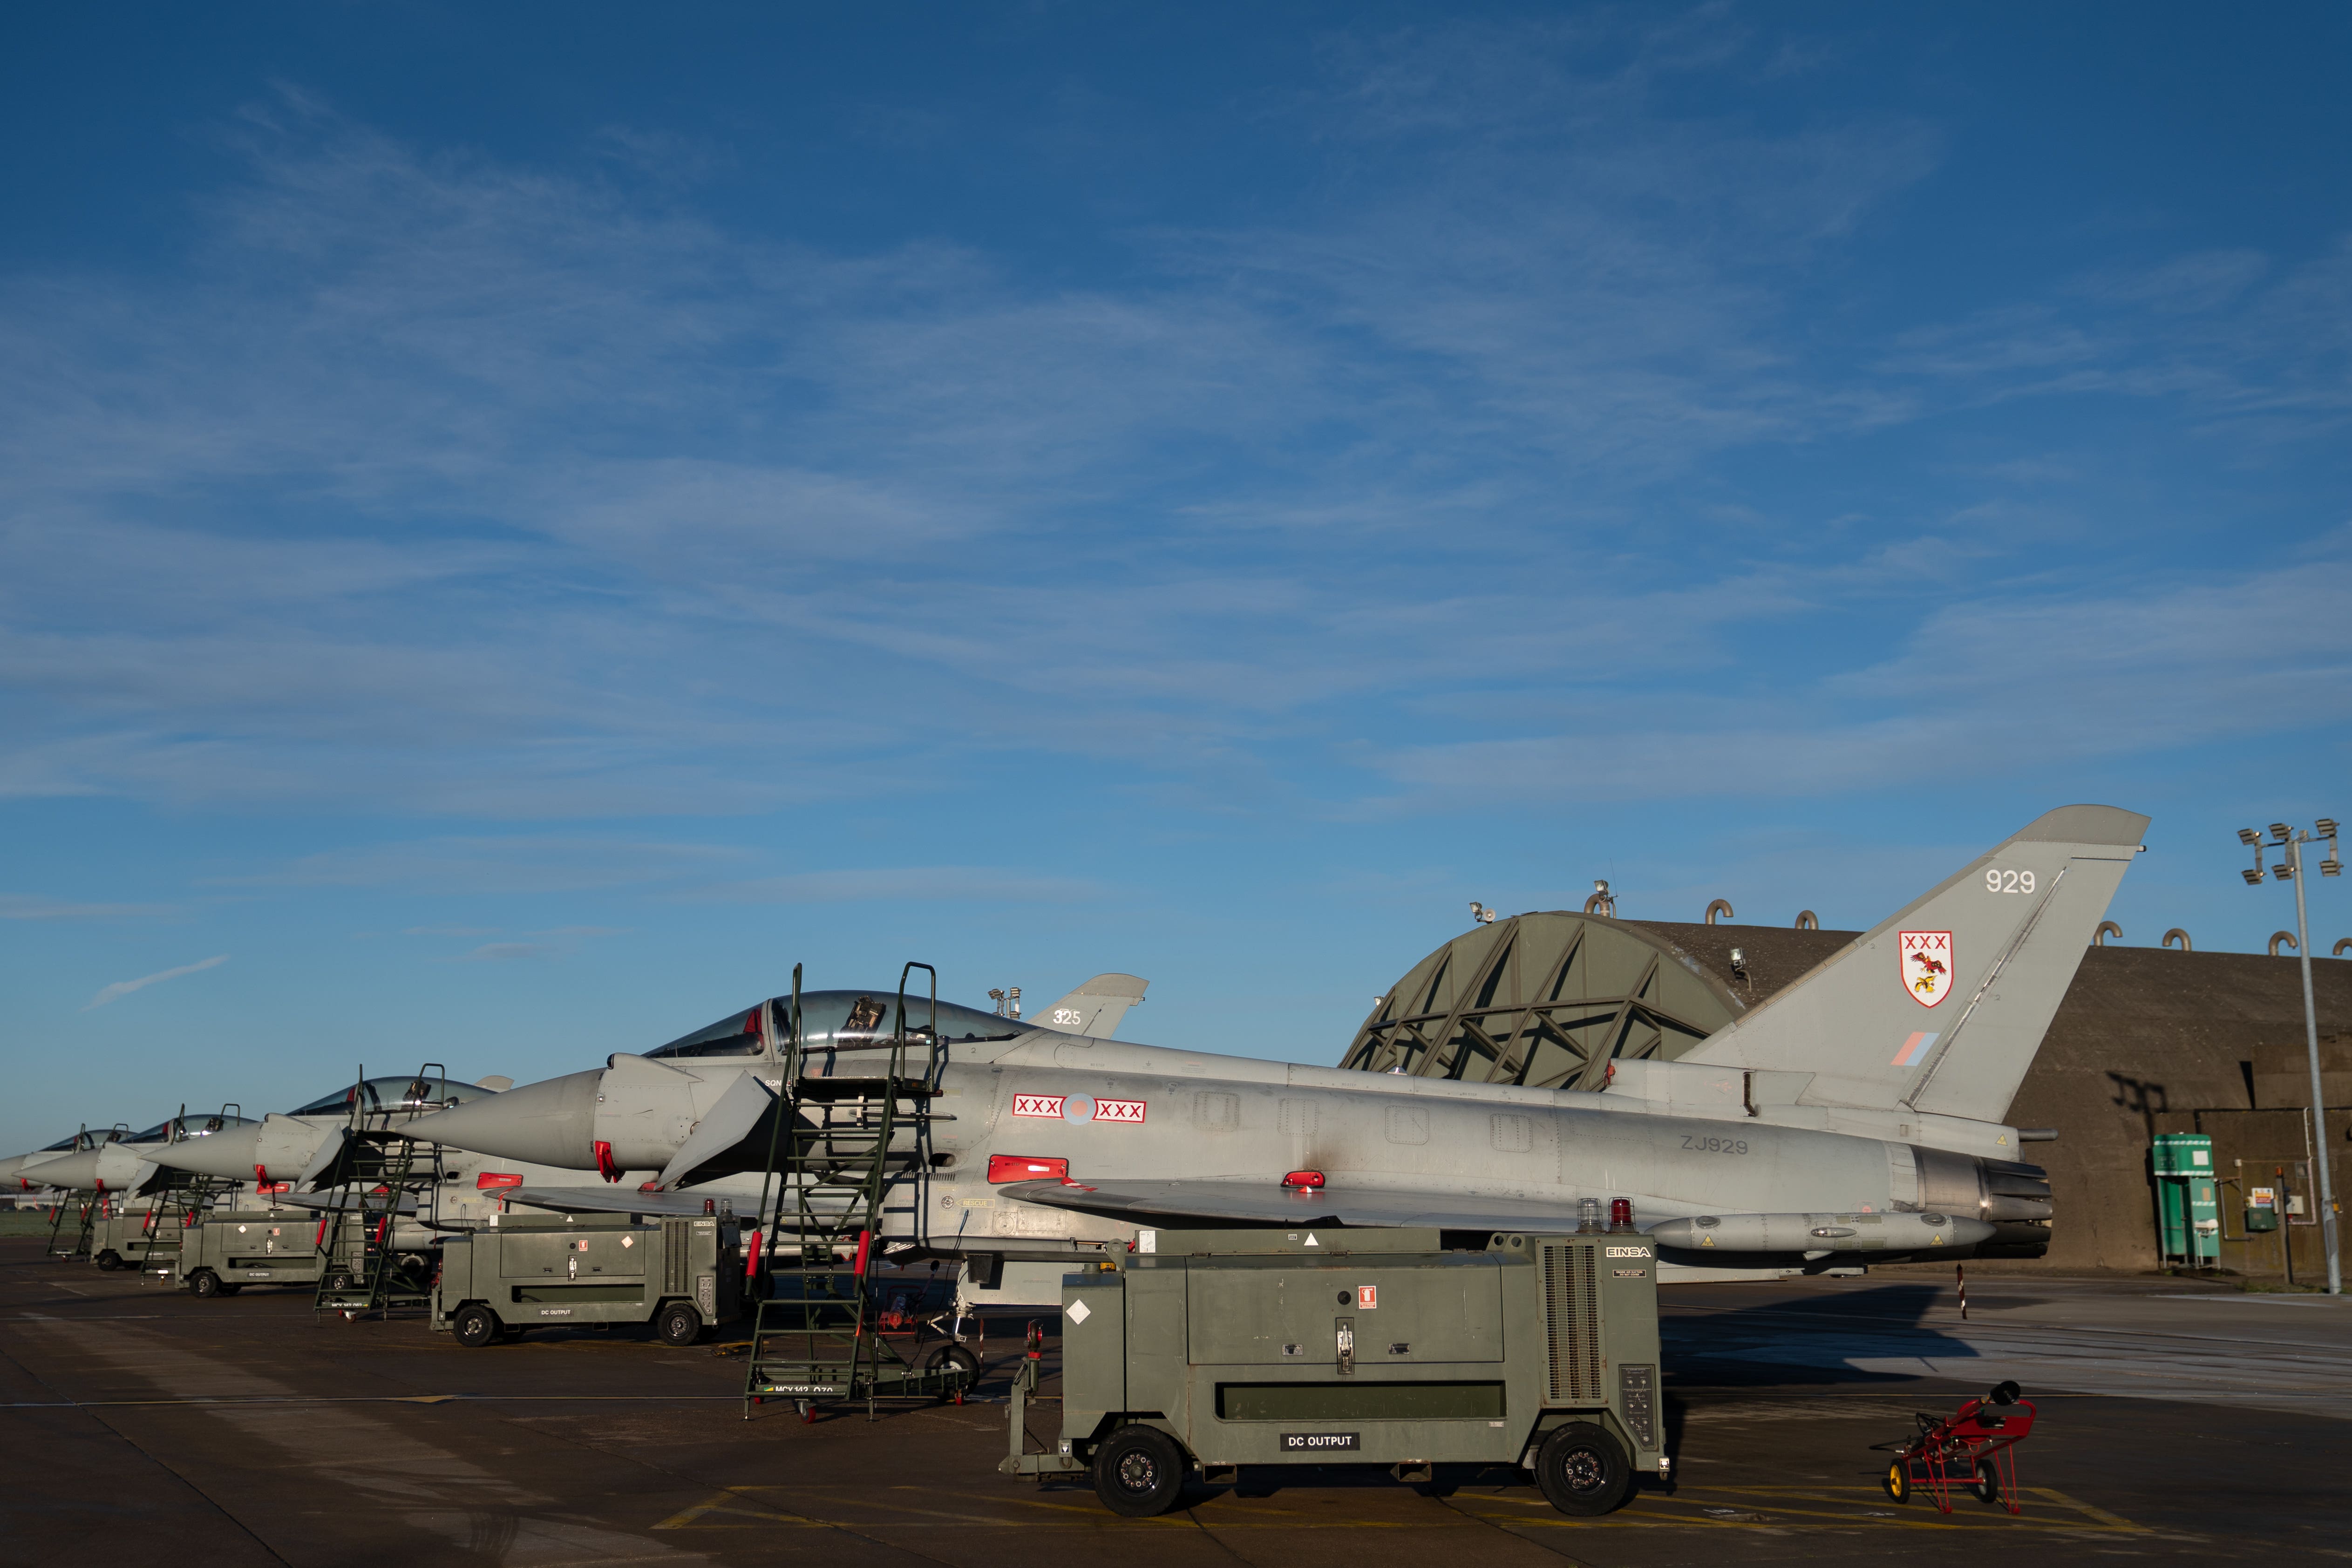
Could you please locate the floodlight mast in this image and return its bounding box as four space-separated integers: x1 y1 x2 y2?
2247 821 2343 1295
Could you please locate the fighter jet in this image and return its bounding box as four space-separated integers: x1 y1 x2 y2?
14 1111 260 1195
151 1073 508 1189
147 1071 650 1233
1 1127 126 1190
401 808 2140 1287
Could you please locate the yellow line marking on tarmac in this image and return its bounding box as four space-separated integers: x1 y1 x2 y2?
2025 1487 2150 1532
651 1478 2156 1538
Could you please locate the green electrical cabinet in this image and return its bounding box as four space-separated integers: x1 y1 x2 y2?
2152 1133 2219 1267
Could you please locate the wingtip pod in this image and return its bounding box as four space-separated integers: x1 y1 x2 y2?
2010 804 2150 848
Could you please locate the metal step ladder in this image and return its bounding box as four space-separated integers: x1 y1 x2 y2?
742 963 972 1419
42 1124 125 1262
311 1065 448 1319
133 1107 244 1281
46 1194 100 1262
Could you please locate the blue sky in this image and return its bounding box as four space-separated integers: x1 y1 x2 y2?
2 4 2347 1153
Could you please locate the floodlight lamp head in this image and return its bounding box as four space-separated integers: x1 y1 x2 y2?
2242 868 2264 885
2271 823 2292 844
2238 828 2262 847
2274 863 2294 881
2318 817 2340 841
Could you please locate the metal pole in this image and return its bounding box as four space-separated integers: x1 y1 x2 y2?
2289 835 2341 1295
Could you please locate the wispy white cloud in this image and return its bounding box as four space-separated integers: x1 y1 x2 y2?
83 954 229 1010
231 837 746 894
686 867 1108 904
1 893 172 921
0 34 2340 828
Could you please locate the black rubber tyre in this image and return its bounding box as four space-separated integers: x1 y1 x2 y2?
452 1303 500 1348
1093 1425 1188 1518
324 1270 356 1294
1535 1423 1632 1517
217 1283 242 1296
655 1300 703 1347
1884 1459 1912 1504
923 1342 981 1398
188 1268 222 1299
95 1250 123 1272
1970 1460 2000 1505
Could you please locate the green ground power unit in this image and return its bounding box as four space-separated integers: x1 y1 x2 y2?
1005 1226 1666 1517
432 1211 743 1347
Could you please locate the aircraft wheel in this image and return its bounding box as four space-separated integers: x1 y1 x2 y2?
655 1300 703 1347
452 1303 501 1348
1093 1425 1187 1518
188 1269 222 1298
95 1250 123 1271
1535 1423 1631 1517
1883 1459 1911 1503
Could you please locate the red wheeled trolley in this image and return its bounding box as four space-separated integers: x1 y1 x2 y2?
1873 1381 2035 1514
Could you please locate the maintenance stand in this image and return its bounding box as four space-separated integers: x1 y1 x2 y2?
1005 1226 1667 1518
742 964 978 1419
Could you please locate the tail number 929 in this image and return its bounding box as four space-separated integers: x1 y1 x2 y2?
1985 869 2036 894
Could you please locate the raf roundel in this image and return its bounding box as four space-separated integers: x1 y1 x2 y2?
1899 931 1953 1007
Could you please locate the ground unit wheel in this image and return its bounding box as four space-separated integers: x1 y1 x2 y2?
654 1300 703 1347
922 1342 980 1398
95 1250 123 1271
451 1303 501 1348
1970 1460 2000 1505
324 1269 356 1293
1535 1423 1631 1516
1883 1460 1911 1503
1093 1425 1187 1518
188 1269 222 1298
216 1283 242 1296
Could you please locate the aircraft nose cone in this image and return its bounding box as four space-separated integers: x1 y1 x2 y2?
400 1069 602 1168
149 1125 263 1181
19 1152 97 1191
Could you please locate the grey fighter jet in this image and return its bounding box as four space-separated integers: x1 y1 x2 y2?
402 808 2141 1286
153 1074 507 1189
148 1072 650 1235
2 1127 127 1190
15 1112 259 1195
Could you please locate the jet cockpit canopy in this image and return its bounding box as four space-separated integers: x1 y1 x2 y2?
287 1076 498 1117
122 1113 260 1144
644 989 1025 1061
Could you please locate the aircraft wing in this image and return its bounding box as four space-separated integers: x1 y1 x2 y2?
997 1177 1581 1231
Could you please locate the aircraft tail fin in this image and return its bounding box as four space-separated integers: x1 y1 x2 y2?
1036 973 1149 1039
1683 805 2148 1122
